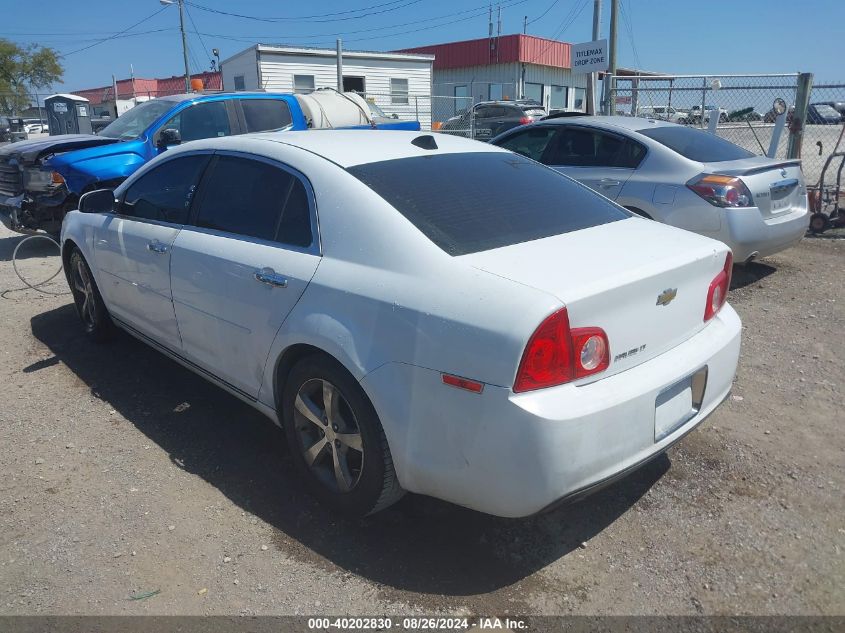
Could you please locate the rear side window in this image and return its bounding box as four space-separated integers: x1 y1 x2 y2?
541 127 645 168
638 126 754 162
120 155 209 223
241 99 293 133
496 127 557 161
194 156 312 247
348 152 627 256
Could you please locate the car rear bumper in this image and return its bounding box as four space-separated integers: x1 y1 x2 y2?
361 305 741 517
717 205 808 262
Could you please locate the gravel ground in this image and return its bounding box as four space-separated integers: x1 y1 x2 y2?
0 223 843 617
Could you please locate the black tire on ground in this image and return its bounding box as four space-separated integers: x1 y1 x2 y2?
66 248 113 341
282 354 404 516
809 212 830 234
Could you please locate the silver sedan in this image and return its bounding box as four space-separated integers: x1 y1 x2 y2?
491 116 809 263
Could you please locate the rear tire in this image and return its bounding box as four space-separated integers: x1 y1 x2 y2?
67 248 113 341
282 354 403 516
809 212 830 234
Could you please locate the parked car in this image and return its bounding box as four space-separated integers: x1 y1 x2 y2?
688 105 728 124
637 105 688 124
813 101 845 121
438 100 546 140
24 123 48 134
61 130 740 518
0 116 26 143
491 116 808 263
807 103 842 125
0 90 420 235
726 107 763 122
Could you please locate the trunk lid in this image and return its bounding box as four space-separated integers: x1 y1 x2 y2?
460 218 730 381
703 157 806 219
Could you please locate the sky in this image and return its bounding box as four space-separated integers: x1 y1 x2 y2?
1 0 843 94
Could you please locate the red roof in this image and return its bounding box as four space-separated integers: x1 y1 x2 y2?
397 34 570 70
74 71 222 105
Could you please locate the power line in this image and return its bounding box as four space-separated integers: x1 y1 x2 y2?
193 0 529 46
525 0 589 63
184 0 423 23
183 2 212 68
619 0 642 69
528 0 561 25
61 6 170 56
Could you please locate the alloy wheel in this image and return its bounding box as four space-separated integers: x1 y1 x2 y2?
293 378 364 493
71 256 96 328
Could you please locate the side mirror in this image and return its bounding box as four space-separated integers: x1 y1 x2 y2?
78 188 115 214
157 128 181 149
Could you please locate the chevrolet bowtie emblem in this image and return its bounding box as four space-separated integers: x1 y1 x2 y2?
656 288 678 306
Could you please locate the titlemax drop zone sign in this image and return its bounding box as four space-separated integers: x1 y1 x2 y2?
571 39 609 73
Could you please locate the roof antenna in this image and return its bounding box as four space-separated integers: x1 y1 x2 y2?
411 135 438 150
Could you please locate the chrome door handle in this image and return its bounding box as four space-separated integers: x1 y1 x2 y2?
598 178 621 188
147 240 168 253
254 267 288 288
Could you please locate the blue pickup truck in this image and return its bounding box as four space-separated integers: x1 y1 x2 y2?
0 91 419 234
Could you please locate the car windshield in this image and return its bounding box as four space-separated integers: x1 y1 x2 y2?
98 99 176 140
638 126 755 162
814 105 838 116
348 152 628 256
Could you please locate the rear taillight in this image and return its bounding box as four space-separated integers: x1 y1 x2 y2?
514 308 610 393
704 252 733 322
687 174 753 208
519 116 531 125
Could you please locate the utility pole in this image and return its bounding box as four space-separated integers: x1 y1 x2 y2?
523 15 527 35
336 39 344 91
605 0 618 114
586 0 601 114
160 0 191 93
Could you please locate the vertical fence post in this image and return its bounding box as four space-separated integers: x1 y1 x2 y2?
700 77 707 129
415 96 419 127
787 72 813 160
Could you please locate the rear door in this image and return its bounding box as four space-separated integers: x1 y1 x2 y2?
95 154 211 349
541 125 645 200
169 152 321 398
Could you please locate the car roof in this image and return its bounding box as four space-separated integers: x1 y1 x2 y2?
178 130 509 168
534 115 677 133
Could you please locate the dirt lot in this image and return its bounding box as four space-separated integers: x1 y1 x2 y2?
0 223 843 617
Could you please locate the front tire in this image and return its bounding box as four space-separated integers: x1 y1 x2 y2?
282 354 403 516
67 248 113 341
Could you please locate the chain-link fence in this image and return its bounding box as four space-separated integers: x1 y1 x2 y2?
608 74 845 187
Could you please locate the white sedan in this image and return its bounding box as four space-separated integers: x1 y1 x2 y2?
61 131 741 517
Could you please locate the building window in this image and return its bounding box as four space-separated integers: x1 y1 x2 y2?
524 82 544 106
550 85 568 110
574 87 586 111
233 75 245 91
294 75 315 94
390 78 409 105
489 83 504 101
343 76 366 93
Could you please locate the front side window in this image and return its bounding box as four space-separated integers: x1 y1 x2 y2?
160 101 231 143
120 155 209 224
241 99 293 133
294 75 315 94
496 127 557 161
390 78 409 105
550 85 568 110
194 156 313 247
348 152 627 256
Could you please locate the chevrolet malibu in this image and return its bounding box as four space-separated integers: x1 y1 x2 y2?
492 116 809 263
60 131 741 517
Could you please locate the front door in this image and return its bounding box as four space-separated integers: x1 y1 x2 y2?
94 154 210 349
170 153 321 398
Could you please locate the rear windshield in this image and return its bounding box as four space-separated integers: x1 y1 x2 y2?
638 126 755 162
348 152 628 256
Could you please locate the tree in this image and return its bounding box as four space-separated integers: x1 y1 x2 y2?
0 39 63 116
